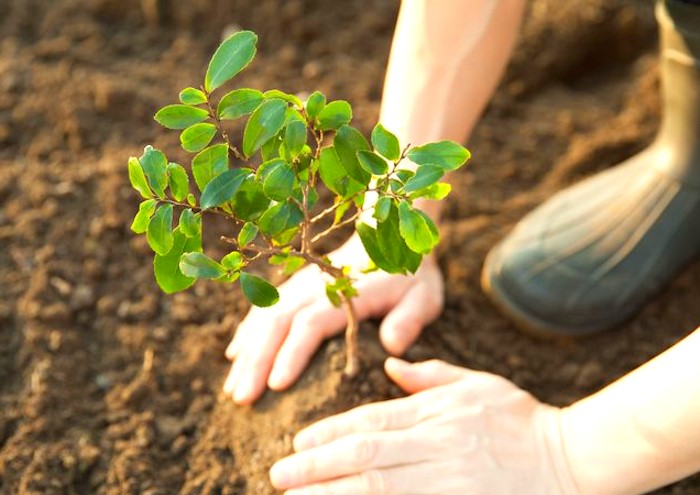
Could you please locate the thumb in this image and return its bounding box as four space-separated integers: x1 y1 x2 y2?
385 357 470 394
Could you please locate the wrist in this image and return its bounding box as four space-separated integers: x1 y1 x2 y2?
534 404 580 495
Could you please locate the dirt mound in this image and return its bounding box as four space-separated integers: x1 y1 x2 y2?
1 0 698 493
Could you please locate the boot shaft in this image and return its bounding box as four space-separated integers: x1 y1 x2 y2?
656 0 700 175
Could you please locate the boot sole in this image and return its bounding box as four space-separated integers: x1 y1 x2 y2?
480 248 620 339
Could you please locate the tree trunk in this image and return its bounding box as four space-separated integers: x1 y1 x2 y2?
340 294 360 377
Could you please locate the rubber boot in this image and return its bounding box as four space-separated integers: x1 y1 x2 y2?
481 0 700 336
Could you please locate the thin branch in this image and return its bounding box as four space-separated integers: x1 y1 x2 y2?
159 198 242 223
310 208 363 244
221 236 343 278
202 87 248 164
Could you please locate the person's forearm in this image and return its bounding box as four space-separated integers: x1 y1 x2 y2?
561 328 700 494
380 0 526 220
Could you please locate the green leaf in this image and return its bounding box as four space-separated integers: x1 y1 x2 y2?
187 193 196 207
200 168 250 209
409 182 452 200
334 125 371 185
258 201 291 236
237 222 258 247
263 161 295 201
192 144 229 191
179 208 201 238
131 198 158 234
243 98 287 158
416 209 440 244
154 104 209 130
154 228 201 294
325 283 342 307
285 120 307 158
406 141 471 171
217 88 264 120
147 204 174 256
205 30 258 92
305 91 326 120
377 204 421 273
283 256 305 276
167 163 189 201
261 132 283 161
274 227 300 246
373 196 392 223
230 176 270 221
317 148 343 196
240 272 279 307
371 124 401 162
318 147 364 198
395 169 415 183
221 251 244 271
256 158 286 182
180 123 217 153
128 156 153 199
283 201 304 232
179 87 207 106
179 252 226 279
264 89 303 107
357 150 388 176
402 165 444 193
356 223 400 274
333 199 353 225
139 146 168 198
398 200 434 255
317 100 352 131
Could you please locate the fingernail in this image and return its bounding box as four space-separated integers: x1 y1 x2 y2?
385 356 409 372
268 367 285 390
233 378 253 404
269 460 292 488
223 372 236 395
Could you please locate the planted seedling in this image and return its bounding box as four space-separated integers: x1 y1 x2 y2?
128 30 470 376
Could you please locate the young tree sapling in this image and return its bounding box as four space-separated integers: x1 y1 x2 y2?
127 30 470 377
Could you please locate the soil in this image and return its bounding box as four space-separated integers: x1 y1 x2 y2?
1 0 699 493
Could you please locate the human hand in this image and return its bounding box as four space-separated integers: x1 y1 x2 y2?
222 235 445 405
269 358 579 495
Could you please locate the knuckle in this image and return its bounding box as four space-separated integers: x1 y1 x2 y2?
358 469 387 494
352 435 379 468
358 406 388 431
292 309 317 332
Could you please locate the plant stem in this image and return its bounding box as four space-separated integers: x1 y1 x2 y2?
340 292 360 377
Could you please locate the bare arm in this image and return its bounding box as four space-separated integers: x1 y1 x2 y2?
562 328 700 494
380 0 526 218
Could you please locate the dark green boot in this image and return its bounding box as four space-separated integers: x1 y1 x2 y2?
481 0 700 336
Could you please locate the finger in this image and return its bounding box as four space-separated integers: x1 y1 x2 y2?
293 394 426 451
229 314 297 405
385 358 470 394
268 275 409 390
225 267 322 360
281 462 466 495
271 431 429 490
222 307 300 396
379 281 442 356
267 299 346 390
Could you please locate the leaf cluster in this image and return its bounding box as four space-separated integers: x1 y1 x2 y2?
128 30 470 309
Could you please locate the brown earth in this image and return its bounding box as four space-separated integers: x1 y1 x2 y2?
1 0 699 493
